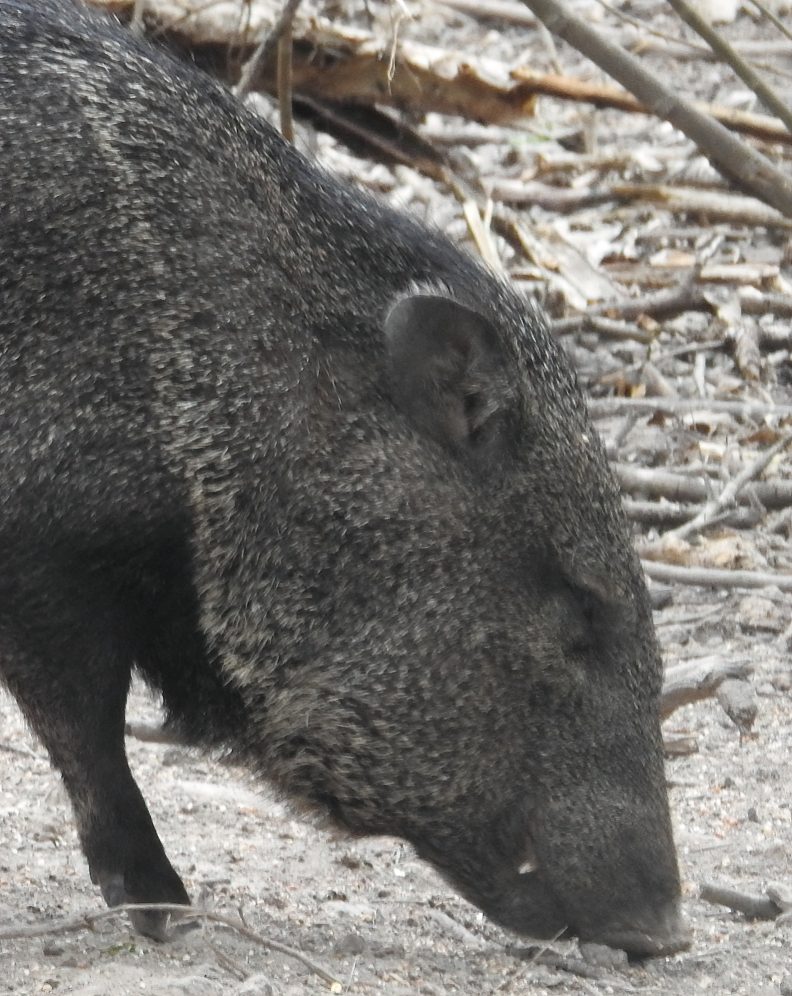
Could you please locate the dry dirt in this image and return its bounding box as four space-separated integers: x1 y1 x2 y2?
2 0 792 993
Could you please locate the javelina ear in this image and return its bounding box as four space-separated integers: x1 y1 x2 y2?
384 294 508 453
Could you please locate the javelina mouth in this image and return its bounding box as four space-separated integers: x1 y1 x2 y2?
505 865 690 958
584 909 692 958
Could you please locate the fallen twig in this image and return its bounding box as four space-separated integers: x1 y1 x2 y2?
588 397 792 419
88 2 792 147
716 678 758 735
623 499 759 529
700 883 789 920
641 561 792 591
660 432 792 542
667 0 792 136
553 314 654 343
509 68 792 145
660 657 751 720
125 722 184 744
276 12 296 142
234 0 303 101
0 741 41 760
663 733 698 756
434 0 538 26
739 289 792 321
506 944 616 982
552 282 713 333
746 0 792 44
612 464 792 511
609 184 792 229
517 0 792 215
0 903 342 987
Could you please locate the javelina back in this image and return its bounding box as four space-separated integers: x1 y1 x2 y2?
0 0 688 956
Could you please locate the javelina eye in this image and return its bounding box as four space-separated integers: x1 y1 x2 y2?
464 392 488 445
562 582 598 658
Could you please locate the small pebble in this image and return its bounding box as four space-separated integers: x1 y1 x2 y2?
772 671 792 693
234 975 276 996
579 942 628 968
334 930 366 956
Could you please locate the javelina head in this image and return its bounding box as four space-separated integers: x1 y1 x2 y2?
237 283 688 956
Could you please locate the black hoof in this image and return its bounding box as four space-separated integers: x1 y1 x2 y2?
98 871 192 942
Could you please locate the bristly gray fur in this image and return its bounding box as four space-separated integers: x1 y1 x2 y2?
0 0 688 955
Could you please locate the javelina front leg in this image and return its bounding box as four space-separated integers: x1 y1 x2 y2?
3 642 189 940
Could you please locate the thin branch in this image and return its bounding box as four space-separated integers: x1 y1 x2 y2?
700 884 782 920
0 903 342 987
509 68 792 145
234 0 303 101
552 281 713 332
612 463 792 510
588 397 792 419
125 722 183 744
666 0 792 136
623 498 759 529
660 657 751 719
641 560 792 591
277 18 295 142
661 432 792 541
746 0 792 44
517 0 792 215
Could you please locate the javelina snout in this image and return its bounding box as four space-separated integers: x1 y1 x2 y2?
348 479 690 957
0 0 688 957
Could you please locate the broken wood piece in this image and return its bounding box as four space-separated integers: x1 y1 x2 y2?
486 179 615 213
510 67 792 146
666 0 792 137
663 733 698 757
613 464 792 512
732 325 762 382
519 0 792 215
553 283 714 332
659 432 792 543
552 314 654 343
235 0 303 101
660 657 751 720
293 97 448 180
88 2 792 148
609 184 792 230
700 883 785 920
766 882 792 914
622 498 760 530
589 397 792 420
642 560 792 592
125 722 183 745
716 678 758 734
434 0 538 27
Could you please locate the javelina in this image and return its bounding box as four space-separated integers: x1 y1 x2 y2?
0 0 689 956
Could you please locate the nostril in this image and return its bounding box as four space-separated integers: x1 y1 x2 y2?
593 903 691 957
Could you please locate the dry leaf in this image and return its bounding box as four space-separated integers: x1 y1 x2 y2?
692 533 757 570
741 426 781 446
